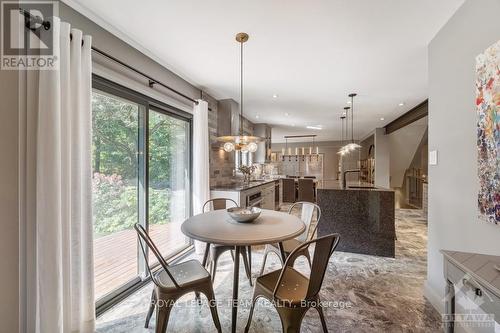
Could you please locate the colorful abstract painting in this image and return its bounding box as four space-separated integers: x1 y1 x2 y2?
475 40 500 225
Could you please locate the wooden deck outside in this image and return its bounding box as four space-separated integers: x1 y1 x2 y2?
94 223 188 300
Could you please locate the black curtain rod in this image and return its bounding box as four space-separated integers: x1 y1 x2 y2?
20 8 210 108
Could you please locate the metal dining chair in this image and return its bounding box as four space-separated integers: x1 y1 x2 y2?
282 178 296 203
298 178 315 202
202 198 253 285
134 224 222 333
245 233 340 333
259 202 321 276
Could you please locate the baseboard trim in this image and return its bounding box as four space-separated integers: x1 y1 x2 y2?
424 280 445 315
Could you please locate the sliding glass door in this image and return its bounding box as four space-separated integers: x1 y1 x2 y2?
91 76 192 307
148 109 191 263
91 90 141 300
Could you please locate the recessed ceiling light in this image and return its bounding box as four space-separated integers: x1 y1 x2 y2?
347 100 352 104
255 115 260 119
273 94 279 98
306 125 322 130
380 117 385 121
291 124 295 127
284 112 289 116
398 102 405 107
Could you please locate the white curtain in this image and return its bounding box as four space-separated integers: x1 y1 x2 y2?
34 18 95 333
192 100 210 253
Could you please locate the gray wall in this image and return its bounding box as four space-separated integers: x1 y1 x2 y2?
426 0 500 312
374 128 390 189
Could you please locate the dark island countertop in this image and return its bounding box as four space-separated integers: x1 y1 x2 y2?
317 185 395 257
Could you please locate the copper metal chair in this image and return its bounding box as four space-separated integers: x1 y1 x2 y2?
282 178 296 203
245 233 340 333
201 198 253 285
259 202 321 276
298 178 315 202
134 224 222 333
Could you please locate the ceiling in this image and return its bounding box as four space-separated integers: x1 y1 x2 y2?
66 0 463 142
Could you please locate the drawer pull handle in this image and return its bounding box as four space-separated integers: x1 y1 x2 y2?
462 278 483 297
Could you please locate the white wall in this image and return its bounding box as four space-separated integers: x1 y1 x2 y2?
388 117 427 188
426 0 500 312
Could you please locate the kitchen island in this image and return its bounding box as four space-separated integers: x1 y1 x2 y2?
317 183 395 257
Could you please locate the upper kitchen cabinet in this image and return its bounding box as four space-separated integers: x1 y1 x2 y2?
254 123 272 163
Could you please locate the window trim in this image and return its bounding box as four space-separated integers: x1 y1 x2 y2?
92 74 194 314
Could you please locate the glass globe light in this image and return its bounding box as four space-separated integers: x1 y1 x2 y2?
223 142 235 152
247 142 258 153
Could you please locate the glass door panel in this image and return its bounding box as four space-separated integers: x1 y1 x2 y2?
91 89 141 300
148 109 190 263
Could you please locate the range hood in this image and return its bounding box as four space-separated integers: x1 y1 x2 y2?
217 99 272 163
217 99 243 138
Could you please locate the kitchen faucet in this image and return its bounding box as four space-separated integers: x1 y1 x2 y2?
343 169 360 189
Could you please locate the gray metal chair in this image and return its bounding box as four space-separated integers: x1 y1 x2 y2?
298 178 315 202
259 202 321 276
134 224 222 333
202 198 253 285
245 233 340 333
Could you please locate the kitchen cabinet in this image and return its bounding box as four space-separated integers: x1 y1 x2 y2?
210 180 276 210
260 183 275 210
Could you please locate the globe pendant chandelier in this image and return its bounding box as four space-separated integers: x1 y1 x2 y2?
217 32 263 153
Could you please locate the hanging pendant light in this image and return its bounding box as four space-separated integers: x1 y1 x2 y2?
341 93 361 152
217 33 263 153
337 113 347 155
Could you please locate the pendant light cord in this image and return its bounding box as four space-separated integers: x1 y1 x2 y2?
351 95 354 143
240 40 243 136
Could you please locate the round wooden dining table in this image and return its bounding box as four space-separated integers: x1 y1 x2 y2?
181 208 305 333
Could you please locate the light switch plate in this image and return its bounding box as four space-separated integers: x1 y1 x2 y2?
429 150 438 165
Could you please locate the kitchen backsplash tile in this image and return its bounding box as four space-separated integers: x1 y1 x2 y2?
205 95 255 187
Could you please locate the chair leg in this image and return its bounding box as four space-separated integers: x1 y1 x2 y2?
276 307 307 333
211 255 218 282
316 304 328 333
242 248 253 286
202 287 222 333
145 288 156 328
244 296 259 333
155 299 174 333
247 246 252 272
259 246 270 276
